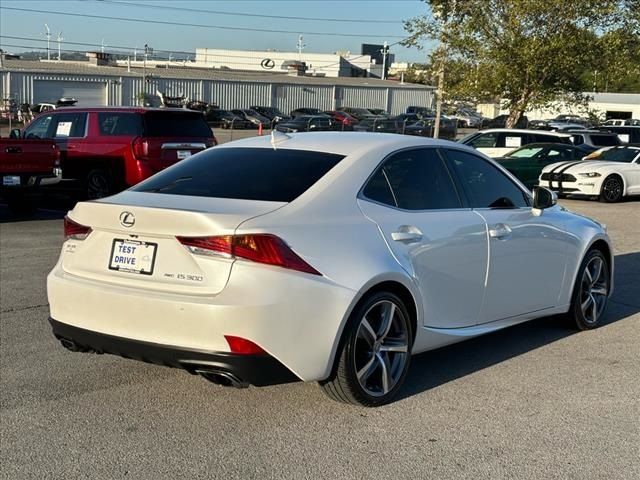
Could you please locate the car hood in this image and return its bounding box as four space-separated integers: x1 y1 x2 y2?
542 160 626 173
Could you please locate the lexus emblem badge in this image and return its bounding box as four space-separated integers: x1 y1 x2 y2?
261 58 275 69
119 211 135 228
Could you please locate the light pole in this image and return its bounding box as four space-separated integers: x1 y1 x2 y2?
56 32 63 61
380 41 389 80
296 35 306 62
43 24 51 61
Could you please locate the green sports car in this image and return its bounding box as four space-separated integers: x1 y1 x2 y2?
495 143 591 189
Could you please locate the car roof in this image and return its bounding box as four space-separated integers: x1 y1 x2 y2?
477 129 572 138
217 131 464 157
45 106 198 113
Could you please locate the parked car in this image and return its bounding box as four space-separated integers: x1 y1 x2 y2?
0 138 61 213
9 107 216 198
405 106 434 116
459 129 573 157
566 130 621 151
601 119 640 126
447 106 483 128
539 144 640 202
205 109 251 129
231 109 271 128
249 106 290 124
340 107 381 121
47 132 613 406
275 115 333 133
495 142 591 189
481 115 529 129
289 108 325 118
323 110 358 130
403 117 457 140
598 126 640 144
367 108 390 117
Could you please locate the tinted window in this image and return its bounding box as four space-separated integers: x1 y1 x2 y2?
598 147 639 163
363 149 462 210
445 149 529 208
467 132 498 148
143 112 212 137
133 148 344 202
590 135 619 147
98 113 142 136
499 133 525 149
24 114 53 139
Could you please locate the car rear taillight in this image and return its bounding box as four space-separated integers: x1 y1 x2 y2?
53 145 61 167
207 137 218 147
64 216 92 240
177 234 320 275
132 136 149 160
224 335 266 355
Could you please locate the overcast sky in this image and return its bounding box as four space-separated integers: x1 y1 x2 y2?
0 0 435 62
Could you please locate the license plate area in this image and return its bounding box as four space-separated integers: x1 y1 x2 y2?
109 239 157 275
177 150 192 159
3 175 21 186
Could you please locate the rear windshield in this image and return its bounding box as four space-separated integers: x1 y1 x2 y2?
133 147 345 202
143 112 212 137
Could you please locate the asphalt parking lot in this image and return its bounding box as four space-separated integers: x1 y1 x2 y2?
1 198 639 480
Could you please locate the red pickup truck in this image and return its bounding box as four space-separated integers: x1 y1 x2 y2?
1 138 61 213
10 107 216 199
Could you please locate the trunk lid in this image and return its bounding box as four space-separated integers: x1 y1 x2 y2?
62 192 285 295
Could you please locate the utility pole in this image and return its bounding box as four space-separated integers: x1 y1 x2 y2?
143 44 153 96
43 24 51 61
296 35 306 62
432 0 456 139
56 32 63 61
381 41 388 80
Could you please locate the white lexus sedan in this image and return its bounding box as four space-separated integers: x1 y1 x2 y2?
538 144 640 202
48 132 613 406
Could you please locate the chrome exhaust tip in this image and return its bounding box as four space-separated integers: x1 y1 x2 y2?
197 369 248 389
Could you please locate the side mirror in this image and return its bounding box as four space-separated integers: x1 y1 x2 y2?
9 129 21 139
532 186 557 210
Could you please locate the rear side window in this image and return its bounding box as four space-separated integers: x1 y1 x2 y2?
133 148 344 202
51 112 87 138
98 113 142 136
143 112 212 137
445 149 529 208
362 148 462 210
590 135 620 146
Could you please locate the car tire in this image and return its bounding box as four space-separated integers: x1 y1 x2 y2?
567 249 610 330
86 169 112 200
599 175 624 203
320 291 412 407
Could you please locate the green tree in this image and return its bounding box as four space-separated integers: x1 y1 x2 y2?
404 0 635 127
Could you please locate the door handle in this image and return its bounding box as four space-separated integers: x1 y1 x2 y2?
5 147 22 154
391 225 423 243
489 223 512 239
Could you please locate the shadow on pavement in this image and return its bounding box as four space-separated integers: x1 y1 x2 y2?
397 251 640 401
0 194 75 223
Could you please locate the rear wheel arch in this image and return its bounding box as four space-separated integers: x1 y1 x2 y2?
326 278 419 380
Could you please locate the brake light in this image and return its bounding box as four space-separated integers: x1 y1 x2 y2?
64 216 92 240
177 234 320 275
224 335 266 355
132 136 149 160
53 145 61 167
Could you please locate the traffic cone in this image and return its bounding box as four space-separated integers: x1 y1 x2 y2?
258 123 263 136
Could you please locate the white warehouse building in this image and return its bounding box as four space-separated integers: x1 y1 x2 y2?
0 57 433 115
194 48 387 78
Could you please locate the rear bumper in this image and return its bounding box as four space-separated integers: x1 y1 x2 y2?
49 317 299 387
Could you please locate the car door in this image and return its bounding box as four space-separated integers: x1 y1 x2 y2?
357 147 488 329
442 148 569 323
